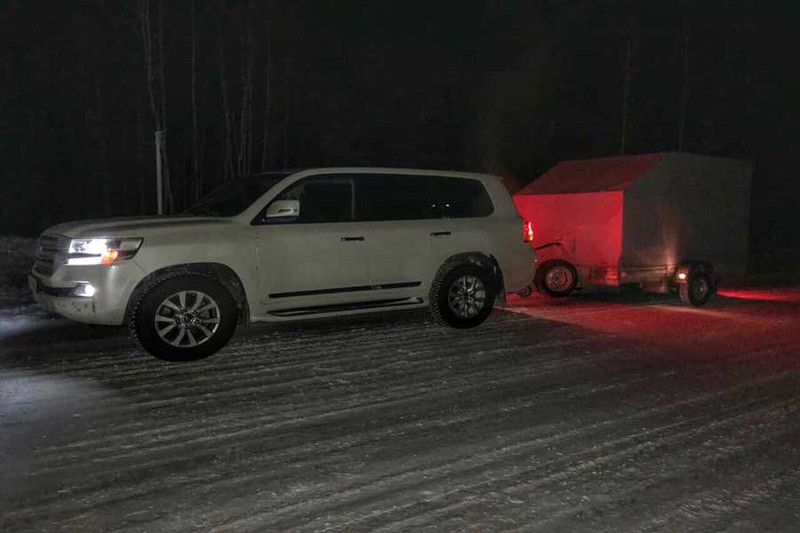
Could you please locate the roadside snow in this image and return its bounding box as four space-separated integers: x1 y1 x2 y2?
0 236 38 315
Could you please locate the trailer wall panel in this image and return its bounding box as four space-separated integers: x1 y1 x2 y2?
621 153 752 277
513 192 623 284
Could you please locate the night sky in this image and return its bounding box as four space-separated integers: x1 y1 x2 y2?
1 0 798 256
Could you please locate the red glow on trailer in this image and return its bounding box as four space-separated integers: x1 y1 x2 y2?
513 191 624 284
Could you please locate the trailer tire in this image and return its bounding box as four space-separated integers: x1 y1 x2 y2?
679 272 713 307
535 260 578 298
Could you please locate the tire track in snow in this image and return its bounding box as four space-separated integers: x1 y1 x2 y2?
332 395 800 533
29 332 610 461
194 389 800 532
5 309 800 532
624 439 800 532
18 343 634 500
30 316 788 465
8 363 798 531
16 329 799 485
487 409 800 532
29 327 770 472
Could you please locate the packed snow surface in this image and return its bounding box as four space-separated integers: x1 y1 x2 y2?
2 276 800 531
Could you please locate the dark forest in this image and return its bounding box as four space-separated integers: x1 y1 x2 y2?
2 0 798 258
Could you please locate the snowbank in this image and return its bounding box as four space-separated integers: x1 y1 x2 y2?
0 236 37 312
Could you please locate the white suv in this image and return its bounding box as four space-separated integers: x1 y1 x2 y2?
30 168 536 361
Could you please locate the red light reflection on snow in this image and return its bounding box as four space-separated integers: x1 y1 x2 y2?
717 287 800 303
508 285 800 358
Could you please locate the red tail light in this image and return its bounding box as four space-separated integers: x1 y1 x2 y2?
522 220 534 243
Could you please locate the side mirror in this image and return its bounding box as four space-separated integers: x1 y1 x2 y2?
265 199 300 221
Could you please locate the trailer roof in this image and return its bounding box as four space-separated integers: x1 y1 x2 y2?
517 153 667 194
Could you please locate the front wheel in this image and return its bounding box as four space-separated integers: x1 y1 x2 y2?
430 263 497 329
679 272 713 307
129 274 238 361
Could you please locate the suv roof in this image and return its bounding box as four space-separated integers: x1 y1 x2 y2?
283 167 501 182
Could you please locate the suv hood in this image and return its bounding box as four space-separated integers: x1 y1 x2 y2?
44 215 229 239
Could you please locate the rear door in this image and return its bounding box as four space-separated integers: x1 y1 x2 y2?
429 176 497 260
353 174 458 295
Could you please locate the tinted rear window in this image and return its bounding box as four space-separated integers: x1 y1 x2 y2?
435 177 494 218
355 175 435 221
355 175 493 221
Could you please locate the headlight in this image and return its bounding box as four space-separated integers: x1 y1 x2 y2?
66 238 143 265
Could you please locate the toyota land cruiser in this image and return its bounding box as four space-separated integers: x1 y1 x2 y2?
30 168 536 361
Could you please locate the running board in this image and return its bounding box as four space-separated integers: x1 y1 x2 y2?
269 297 424 317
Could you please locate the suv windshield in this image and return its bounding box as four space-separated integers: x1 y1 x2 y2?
184 173 291 217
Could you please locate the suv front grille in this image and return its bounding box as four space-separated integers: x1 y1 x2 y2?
33 234 70 276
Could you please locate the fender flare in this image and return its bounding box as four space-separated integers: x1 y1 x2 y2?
125 263 251 326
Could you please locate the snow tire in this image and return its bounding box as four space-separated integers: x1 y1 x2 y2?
430 262 496 329
129 274 238 361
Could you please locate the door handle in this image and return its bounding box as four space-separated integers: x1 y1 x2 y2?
430 231 451 237
341 236 365 242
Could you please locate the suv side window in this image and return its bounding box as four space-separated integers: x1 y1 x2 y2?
261 176 354 224
354 175 493 221
432 177 494 218
355 175 436 221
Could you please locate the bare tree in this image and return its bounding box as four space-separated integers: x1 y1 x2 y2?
237 18 255 178
190 0 202 200
135 104 147 213
218 43 235 181
139 0 172 213
260 20 273 172
677 9 691 151
95 83 111 215
620 0 639 155
283 60 291 169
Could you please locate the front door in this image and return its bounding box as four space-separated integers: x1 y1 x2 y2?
253 177 371 316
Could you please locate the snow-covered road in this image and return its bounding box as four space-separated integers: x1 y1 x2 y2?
2 287 800 531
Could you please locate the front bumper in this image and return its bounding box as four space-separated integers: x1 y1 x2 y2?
29 261 147 325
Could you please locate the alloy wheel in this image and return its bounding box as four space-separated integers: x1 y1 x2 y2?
447 275 487 319
154 290 221 348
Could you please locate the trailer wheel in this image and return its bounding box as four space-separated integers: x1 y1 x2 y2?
516 286 533 298
535 260 578 298
680 272 713 307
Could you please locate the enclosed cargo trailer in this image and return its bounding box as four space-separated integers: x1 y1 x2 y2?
513 152 753 306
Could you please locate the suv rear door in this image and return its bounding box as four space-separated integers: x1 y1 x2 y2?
430 176 496 257
353 174 458 294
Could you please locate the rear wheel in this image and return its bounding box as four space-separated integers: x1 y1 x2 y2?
129 275 238 361
536 260 578 297
680 272 713 307
430 263 496 329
